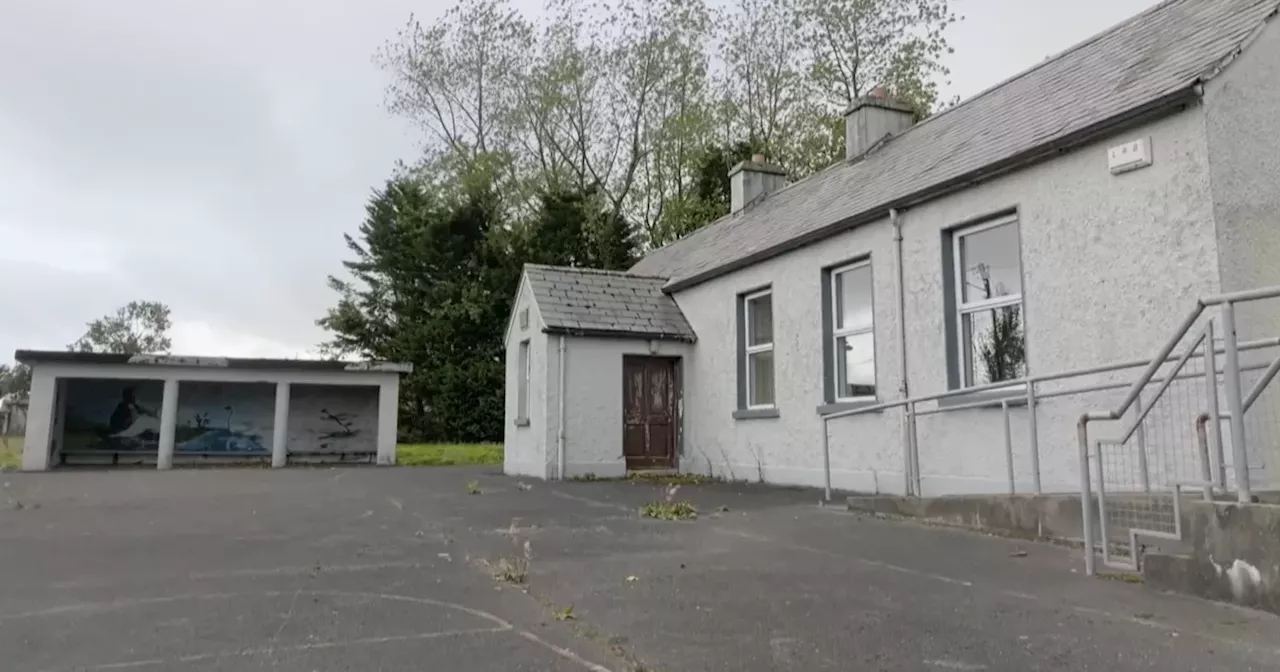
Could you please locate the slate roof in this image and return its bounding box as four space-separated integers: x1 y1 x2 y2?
524 264 696 342
630 0 1280 291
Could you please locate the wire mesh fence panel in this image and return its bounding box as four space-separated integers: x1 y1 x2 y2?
1099 344 1211 550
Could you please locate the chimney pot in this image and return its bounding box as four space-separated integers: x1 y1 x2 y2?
751 153 765 164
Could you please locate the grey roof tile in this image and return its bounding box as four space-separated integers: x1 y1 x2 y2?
524 264 697 342
629 0 1280 290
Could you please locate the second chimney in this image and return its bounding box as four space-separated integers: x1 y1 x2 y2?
844 87 915 161
729 154 787 214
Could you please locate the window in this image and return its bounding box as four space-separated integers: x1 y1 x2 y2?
951 216 1025 388
517 340 530 421
743 289 775 408
830 261 876 400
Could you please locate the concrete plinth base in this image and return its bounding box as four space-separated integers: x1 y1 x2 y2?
1143 500 1280 615
846 493 1091 543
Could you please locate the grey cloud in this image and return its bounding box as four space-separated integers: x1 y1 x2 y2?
0 0 423 361
0 0 1158 364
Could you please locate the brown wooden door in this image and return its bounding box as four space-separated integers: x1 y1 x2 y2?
622 356 677 470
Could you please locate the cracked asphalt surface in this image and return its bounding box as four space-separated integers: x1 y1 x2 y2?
1 466 1278 671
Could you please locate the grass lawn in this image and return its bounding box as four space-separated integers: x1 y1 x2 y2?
0 437 20 470
396 443 502 466
0 439 502 469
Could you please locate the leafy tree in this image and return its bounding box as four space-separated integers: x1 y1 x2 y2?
0 363 31 398
971 267 1024 383
321 177 515 441
70 301 172 355
518 186 638 269
798 0 959 118
380 0 958 249
344 0 964 437
979 306 1026 384
651 140 756 247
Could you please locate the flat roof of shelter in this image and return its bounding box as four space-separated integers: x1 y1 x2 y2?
15 350 413 374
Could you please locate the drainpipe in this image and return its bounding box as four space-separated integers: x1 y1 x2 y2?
891 208 914 493
557 335 567 480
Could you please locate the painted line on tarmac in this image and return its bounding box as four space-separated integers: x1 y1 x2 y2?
49 627 508 671
517 630 615 672
549 489 634 512
44 559 431 591
14 589 617 672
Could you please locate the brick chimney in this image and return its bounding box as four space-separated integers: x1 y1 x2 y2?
729 153 787 214
843 86 915 161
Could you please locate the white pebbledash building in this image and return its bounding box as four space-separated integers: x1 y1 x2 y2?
504 0 1280 494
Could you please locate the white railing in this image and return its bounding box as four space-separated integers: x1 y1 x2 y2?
1077 286 1280 575
821 328 1280 502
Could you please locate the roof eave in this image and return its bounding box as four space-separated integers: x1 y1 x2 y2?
542 327 697 344
14 349 413 373
662 85 1201 294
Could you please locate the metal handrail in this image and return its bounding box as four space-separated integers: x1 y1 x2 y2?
1081 285 1280 427
818 332 1280 499
824 335 1279 422
1076 284 1280 576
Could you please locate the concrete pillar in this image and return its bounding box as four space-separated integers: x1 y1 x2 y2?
271 382 290 468
376 378 400 466
20 370 57 472
156 379 179 470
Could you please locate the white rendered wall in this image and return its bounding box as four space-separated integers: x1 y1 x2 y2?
1202 19 1280 489
503 277 553 479
556 337 691 479
671 105 1220 495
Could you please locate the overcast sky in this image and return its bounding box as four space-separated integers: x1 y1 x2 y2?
0 0 1156 364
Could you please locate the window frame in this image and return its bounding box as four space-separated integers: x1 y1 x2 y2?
829 260 877 403
950 214 1026 389
743 288 775 409
517 339 531 422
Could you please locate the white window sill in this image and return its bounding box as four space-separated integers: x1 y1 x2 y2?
733 408 780 420
513 417 531 427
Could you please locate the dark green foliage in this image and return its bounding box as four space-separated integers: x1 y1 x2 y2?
519 187 637 270
320 178 507 441
978 305 1026 384
693 140 757 207
651 140 758 248
321 176 636 442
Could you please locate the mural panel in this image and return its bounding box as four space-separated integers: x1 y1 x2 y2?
176 382 275 454
64 379 165 453
63 379 275 455
286 385 377 454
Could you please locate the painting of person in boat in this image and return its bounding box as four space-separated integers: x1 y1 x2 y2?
108 387 158 438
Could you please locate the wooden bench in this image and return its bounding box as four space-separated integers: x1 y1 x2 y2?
57 449 376 467
287 449 377 464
